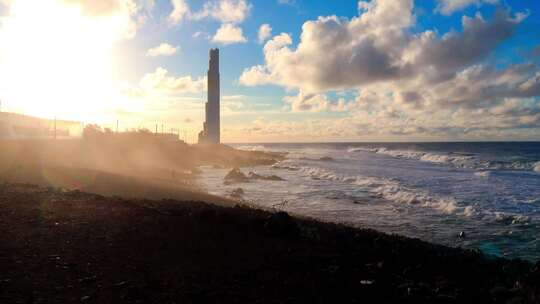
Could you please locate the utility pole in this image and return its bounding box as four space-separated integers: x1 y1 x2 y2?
54 117 57 140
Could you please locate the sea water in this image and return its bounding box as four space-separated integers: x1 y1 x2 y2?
198 142 540 261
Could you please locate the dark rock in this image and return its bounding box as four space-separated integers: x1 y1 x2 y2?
458 231 466 238
319 156 334 161
264 212 299 239
224 168 249 184
248 171 285 181
229 188 245 198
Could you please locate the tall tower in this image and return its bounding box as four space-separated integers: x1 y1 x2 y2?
198 48 221 144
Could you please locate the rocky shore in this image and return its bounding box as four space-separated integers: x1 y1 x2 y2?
1 183 539 303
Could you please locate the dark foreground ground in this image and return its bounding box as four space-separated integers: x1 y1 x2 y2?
1 183 539 304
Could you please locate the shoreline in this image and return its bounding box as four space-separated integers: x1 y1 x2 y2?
1 182 539 303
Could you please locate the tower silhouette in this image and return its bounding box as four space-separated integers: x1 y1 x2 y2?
198 48 220 144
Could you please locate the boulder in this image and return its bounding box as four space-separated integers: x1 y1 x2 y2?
248 171 285 181
224 168 249 184
229 188 245 198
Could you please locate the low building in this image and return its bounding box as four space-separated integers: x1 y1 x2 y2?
0 112 81 139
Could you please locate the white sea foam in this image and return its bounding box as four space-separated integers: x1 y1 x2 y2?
347 147 378 153
493 212 531 225
474 171 491 178
271 163 300 171
297 166 471 217
349 147 540 172
236 145 266 151
348 147 473 165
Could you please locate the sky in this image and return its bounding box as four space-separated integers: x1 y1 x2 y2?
0 0 540 142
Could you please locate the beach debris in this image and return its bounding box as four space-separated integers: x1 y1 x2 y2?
264 211 299 238
224 168 249 184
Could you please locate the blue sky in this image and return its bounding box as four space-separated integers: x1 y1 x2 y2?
1 0 540 142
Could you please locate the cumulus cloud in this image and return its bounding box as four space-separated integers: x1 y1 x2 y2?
146 43 178 57
212 23 247 45
191 0 251 24
283 91 348 112
135 67 206 95
168 0 251 46
435 0 498 15
238 0 540 139
59 0 147 38
258 23 272 44
240 1 523 93
62 0 136 16
168 0 189 25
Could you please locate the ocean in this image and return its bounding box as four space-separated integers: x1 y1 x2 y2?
198 142 540 261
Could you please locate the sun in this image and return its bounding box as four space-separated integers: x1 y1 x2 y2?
0 0 132 122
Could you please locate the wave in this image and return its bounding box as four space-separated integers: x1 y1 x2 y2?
349 147 539 172
349 147 472 164
297 166 472 217
294 165 537 225
236 145 266 151
271 162 300 171
474 171 491 178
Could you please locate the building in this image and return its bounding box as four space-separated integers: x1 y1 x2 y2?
0 111 81 139
198 48 220 144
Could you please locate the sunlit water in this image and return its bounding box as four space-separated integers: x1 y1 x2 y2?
198 142 540 261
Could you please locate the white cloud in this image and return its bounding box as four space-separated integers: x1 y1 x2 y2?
238 0 540 139
146 43 178 57
239 65 273 86
168 0 189 25
258 23 272 44
283 91 348 112
435 0 498 15
58 0 146 39
193 31 210 39
240 0 525 94
277 0 294 6
137 67 206 95
212 23 247 45
191 0 251 24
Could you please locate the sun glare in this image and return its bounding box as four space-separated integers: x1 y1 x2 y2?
0 0 129 122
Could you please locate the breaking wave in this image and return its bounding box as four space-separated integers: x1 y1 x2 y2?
349 147 540 172
236 145 267 151
295 165 534 224
297 166 472 217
